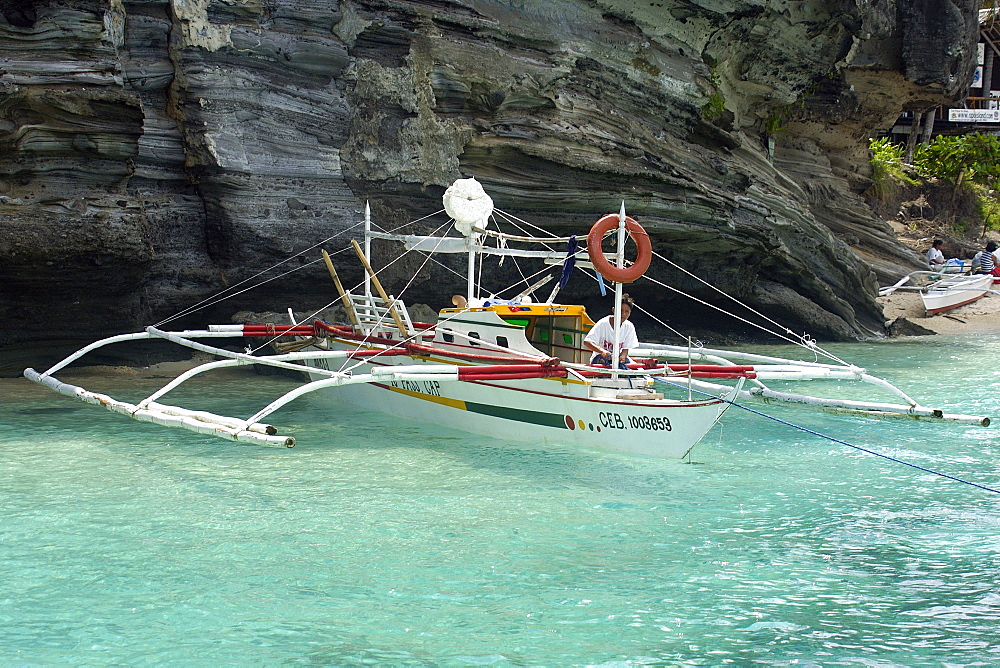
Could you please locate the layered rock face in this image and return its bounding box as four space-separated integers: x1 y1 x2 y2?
0 0 981 370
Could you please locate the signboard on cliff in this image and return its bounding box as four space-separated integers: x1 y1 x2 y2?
948 108 1000 122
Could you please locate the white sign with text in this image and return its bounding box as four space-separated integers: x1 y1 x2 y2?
948 108 1000 122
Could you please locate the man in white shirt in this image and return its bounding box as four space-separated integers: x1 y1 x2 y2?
584 295 638 367
926 240 945 270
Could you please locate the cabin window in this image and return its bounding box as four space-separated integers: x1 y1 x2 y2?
496 336 509 348
469 332 481 346
442 328 454 343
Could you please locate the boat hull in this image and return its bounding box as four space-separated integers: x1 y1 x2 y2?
302 353 733 458
922 274 994 315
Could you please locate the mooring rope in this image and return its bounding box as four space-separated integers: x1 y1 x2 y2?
652 378 1000 495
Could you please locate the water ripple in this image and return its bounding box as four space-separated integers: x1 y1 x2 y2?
3 337 1000 664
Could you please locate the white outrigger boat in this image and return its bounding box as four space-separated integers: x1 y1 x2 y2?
921 274 994 315
24 179 990 457
880 271 994 315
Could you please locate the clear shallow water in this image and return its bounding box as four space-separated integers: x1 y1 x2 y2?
3 335 1000 665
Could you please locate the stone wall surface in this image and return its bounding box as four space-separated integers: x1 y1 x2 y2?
0 0 982 370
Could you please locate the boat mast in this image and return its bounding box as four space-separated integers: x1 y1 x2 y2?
467 239 476 304
364 201 372 299
611 201 626 381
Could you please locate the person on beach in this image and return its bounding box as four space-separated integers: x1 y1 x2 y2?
979 242 1000 276
584 294 638 368
926 240 946 270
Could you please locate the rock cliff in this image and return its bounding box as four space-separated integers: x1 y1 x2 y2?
0 0 981 371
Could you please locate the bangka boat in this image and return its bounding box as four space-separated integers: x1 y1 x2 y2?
922 274 994 315
879 271 994 315
24 179 991 457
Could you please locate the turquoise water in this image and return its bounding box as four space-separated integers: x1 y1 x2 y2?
3 334 1000 665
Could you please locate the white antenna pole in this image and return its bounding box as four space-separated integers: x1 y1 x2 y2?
467 242 476 304
687 336 693 401
364 201 372 299
611 201 626 381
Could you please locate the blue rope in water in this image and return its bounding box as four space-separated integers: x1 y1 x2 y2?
652 377 1000 495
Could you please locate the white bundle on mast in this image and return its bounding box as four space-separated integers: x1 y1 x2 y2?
443 177 493 237
443 177 494 301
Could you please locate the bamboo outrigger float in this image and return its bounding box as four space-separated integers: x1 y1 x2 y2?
24 179 991 456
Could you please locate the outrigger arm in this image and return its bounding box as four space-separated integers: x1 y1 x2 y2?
22 326 572 447
630 342 990 425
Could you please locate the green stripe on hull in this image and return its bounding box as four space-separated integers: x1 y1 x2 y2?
465 402 569 429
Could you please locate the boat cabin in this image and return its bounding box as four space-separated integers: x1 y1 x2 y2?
435 303 596 364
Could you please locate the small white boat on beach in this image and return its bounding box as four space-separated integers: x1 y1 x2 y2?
922 274 994 315
24 179 991 457
880 271 994 316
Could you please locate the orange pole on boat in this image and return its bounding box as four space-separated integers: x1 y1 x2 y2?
322 249 361 327
313 321 356 336
575 368 755 379
351 239 410 337
242 325 314 330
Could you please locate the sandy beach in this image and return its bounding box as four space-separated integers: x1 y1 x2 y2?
878 282 1000 335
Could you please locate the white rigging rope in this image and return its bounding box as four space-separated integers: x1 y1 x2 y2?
331 219 456 372
153 235 359 328
153 211 448 330
153 197 853 373
647 251 853 367
245 218 455 359
491 208 571 242
630 301 690 342
640 272 802 344
490 210 565 254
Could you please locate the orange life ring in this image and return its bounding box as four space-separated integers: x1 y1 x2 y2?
586 214 652 284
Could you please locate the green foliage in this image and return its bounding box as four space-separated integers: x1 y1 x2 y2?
701 68 726 122
867 137 916 200
765 112 783 136
911 133 1000 185
765 103 801 137
702 92 726 122
911 133 1000 235
972 183 1000 234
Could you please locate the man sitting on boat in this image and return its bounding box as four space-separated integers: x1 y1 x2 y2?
583 295 638 368
979 241 1000 276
